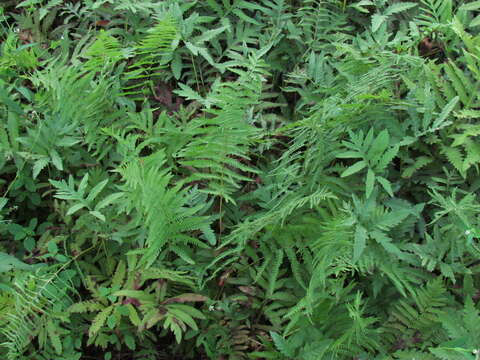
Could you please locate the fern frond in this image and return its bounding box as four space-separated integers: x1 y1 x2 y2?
416 0 453 29
83 31 126 72
88 306 113 338
114 150 211 268
175 61 265 203
123 17 177 98
69 300 104 313
0 270 72 359
382 279 448 349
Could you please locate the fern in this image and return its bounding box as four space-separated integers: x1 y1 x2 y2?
113 149 211 268
416 0 453 30
3 1 480 359
174 51 268 203
430 297 480 358
382 279 448 351
123 17 177 98
0 270 73 359
83 30 126 72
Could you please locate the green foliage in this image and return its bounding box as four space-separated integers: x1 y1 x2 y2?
2 0 480 359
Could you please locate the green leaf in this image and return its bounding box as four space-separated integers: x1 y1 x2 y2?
171 53 182 80
0 86 24 115
232 8 261 25
7 112 19 151
349 0 374 13
197 47 215 66
336 151 362 159
33 158 49 179
0 198 7 211
270 332 295 358
195 25 228 43
39 8 48 21
470 15 480 27
24 237 36 252
89 306 113 337
376 145 399 171
107 314 116 329
464 274 474 297
409 21 419 36
86 179 108 202
55 254 69 262
67 203 87 216
442 146 464 174
367 129 389 163
168 308 198 330
78 174 89 195
95 192 124 211
401 156 432 178
167 304 205 319
16 0 42 7
365 169 375 198
432 96 459 130
89 210 106 222
184 41 200 55
370 230 403 258
341 161 367 177
173 83 204 103
99 287 110 297
170 319 183 343
124 334 136 350
46 320 62 355
47 241 58 255
49 150 63 171
113 290 154 301
353 225 368 263
384 2 417 15
200 224 216 245
377 176 394 197
9 223 27 241
372 14 386 32
439 263 455 282
128 305 141 326
460 1 480 10
0 252 32 273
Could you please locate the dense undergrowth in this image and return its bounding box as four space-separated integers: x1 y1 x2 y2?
1 0 480 359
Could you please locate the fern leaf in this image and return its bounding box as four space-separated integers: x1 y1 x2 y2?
89 306 113 337
267 249 283 296
69 301 104 313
